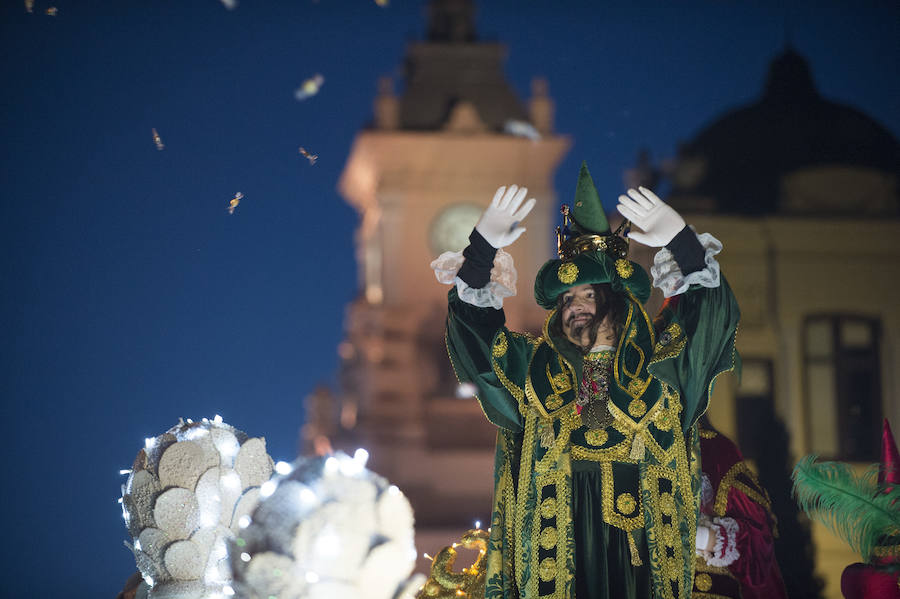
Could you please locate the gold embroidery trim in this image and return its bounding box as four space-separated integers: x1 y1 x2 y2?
539 526 557 550
713 462 773 517
651 322 686 364
529 468 573 597
616 258 634 279
644 464 684 599
584 429 608 446
616 493 637 515
493 332 508 358
539 557 557 582
694 573 712 591
540 497 557 519
557 262 578 284
628 399 647 417
601 462 644 531
873 544 900 557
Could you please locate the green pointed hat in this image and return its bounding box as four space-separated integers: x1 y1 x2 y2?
534 161 648 309
570 161 611 235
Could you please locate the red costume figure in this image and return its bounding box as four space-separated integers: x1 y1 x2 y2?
839 419 900 599
694 419 788 599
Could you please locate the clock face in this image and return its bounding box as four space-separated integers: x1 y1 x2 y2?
429 203 483 255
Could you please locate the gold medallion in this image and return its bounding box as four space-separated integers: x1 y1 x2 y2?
615 259 634 279
616 493 637 515
557 262 578 284
628 399 647 418
584 429 608 446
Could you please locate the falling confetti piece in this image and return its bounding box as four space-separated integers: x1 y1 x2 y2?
219 0 238 10
227 192 243 215
298 147 318 165
24 0 34 13
294 74 324 101
151 128 165 151
45 6 57 15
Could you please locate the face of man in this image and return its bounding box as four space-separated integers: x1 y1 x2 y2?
560 284 598 348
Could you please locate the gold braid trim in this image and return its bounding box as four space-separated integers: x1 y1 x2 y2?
694 555 737 578
529 469 574 598
599 462 644 532
873 544 900 557
514 408 538 591
713 462 774 519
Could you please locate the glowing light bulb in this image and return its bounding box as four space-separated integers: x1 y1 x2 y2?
260 480 276 498
353 447 369 466
298 487 317 507
474 520 481 529
455 382 477 398
274 461 293 475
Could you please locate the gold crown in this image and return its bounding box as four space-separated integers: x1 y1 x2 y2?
556 204 630 261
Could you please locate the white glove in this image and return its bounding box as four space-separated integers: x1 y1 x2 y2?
475 185 537 249
616 186 685 247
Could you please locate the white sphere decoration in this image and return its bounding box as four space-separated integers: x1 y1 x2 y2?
121 417 275 598
229 451 417 599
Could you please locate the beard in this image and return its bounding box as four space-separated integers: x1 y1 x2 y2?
566 313 603 351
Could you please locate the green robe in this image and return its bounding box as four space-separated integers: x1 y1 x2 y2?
445 277 740 599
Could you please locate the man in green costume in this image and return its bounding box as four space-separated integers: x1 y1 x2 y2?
431 163 740 599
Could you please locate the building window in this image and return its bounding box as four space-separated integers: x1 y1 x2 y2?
804 315 882 461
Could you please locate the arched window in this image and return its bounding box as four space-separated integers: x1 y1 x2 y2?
803 315 882 460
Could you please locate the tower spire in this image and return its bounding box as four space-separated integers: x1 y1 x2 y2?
427 0 477 42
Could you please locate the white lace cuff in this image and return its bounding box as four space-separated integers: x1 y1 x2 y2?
707 516 740 567
650 230 723 298
430 249 517 309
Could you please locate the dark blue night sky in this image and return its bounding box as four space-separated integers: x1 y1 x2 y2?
2 1 898 596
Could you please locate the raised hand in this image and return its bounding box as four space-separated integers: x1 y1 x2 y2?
615 186 685 247
475 184 537 249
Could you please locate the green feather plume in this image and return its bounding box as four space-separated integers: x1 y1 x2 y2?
792 454 900 562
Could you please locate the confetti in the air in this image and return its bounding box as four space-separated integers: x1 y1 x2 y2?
45 6 57 15
294 74 324 101
298 147 318 165
227 192 243 215
219 0 238 10
503 120 542 141
151 128 165 151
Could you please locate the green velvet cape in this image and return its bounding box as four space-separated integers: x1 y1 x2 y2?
445 273 740 599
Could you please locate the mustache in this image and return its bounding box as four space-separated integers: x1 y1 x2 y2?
566 313 595 327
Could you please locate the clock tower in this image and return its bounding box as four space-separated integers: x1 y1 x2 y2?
310 0 570 526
